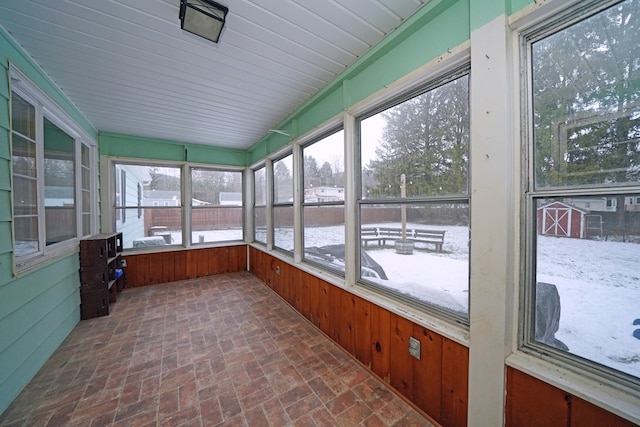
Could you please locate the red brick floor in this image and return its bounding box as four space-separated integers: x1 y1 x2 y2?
0 272 433 426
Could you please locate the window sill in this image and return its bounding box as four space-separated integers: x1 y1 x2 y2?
122 240 247 255
506 351 640 424
14 242 79 277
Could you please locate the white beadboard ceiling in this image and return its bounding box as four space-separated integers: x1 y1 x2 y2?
0 0 427 150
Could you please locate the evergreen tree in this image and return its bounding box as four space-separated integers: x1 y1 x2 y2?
532 0 640 187
366 75 469 198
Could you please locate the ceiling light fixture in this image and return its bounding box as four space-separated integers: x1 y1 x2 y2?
179 0 228 44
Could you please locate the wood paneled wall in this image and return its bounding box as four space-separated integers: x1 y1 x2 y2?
123 245 247 287
506 368 637 427
249 247 468 427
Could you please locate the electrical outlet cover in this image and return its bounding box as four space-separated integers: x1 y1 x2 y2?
409 336 421 360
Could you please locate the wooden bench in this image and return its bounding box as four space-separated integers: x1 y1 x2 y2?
410 228 446 252
361 227 381 246
361 227 446 251
361 227 411 246
377 227 405 245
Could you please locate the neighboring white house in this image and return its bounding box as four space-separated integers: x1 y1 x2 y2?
115 165 151 248
219 192 242 206
144 190 180 206
566 195 640 213
144 190 210 206
625 195 640 212
563 196 617 212
304 186 344 203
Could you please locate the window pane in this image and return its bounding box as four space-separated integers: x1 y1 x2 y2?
192 207 243 243
191 168 243 244
532 1 640 189
534 194 640 379
303 205 345 274
44 118 76 245
254 206 267 244
254 167 266 206
274 205 294 251
12 134 37 177
303 130 344 197
361 75 469 199
359 202 470 318
11 93 35 139
274 155 293 204
13 217 38 257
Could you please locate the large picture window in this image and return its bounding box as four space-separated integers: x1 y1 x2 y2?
11 70 96 272
302 129 345 274
115 164 182 249
358 73 470 320
525 0 640 385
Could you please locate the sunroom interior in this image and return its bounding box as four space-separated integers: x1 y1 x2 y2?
1 0 639 426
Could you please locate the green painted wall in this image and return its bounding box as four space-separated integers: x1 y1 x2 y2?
0 26 94 416
100 132 246 167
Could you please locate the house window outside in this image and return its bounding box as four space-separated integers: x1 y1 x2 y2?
10 73 96 271
253 166 267 245
358 73 470 321
190 167 243 244
524 0 640 385
301 129 346 275
273 154 294 252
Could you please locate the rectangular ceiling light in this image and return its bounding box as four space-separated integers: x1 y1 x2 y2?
179 0 229 43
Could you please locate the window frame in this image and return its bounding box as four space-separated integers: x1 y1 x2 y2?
271 151 295 254
520 0 640 391
189 165 244 245
355 67 472 324
10 66 97 274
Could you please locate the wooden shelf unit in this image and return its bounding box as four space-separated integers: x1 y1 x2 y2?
79 232 124 319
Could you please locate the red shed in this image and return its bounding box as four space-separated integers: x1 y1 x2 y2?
537 201 588 239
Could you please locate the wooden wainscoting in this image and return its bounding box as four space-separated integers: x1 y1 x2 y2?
123 244 247 287
506 368 636 427
249 246 468 427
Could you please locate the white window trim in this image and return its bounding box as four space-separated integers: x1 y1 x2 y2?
10 66 97 274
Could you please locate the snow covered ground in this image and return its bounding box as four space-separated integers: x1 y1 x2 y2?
176 223 640 378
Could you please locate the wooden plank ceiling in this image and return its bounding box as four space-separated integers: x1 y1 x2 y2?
0 0 427 149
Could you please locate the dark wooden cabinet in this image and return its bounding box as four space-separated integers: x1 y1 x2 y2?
79 232 123 319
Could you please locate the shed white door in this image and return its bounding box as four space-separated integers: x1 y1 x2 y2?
543 207 570 237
